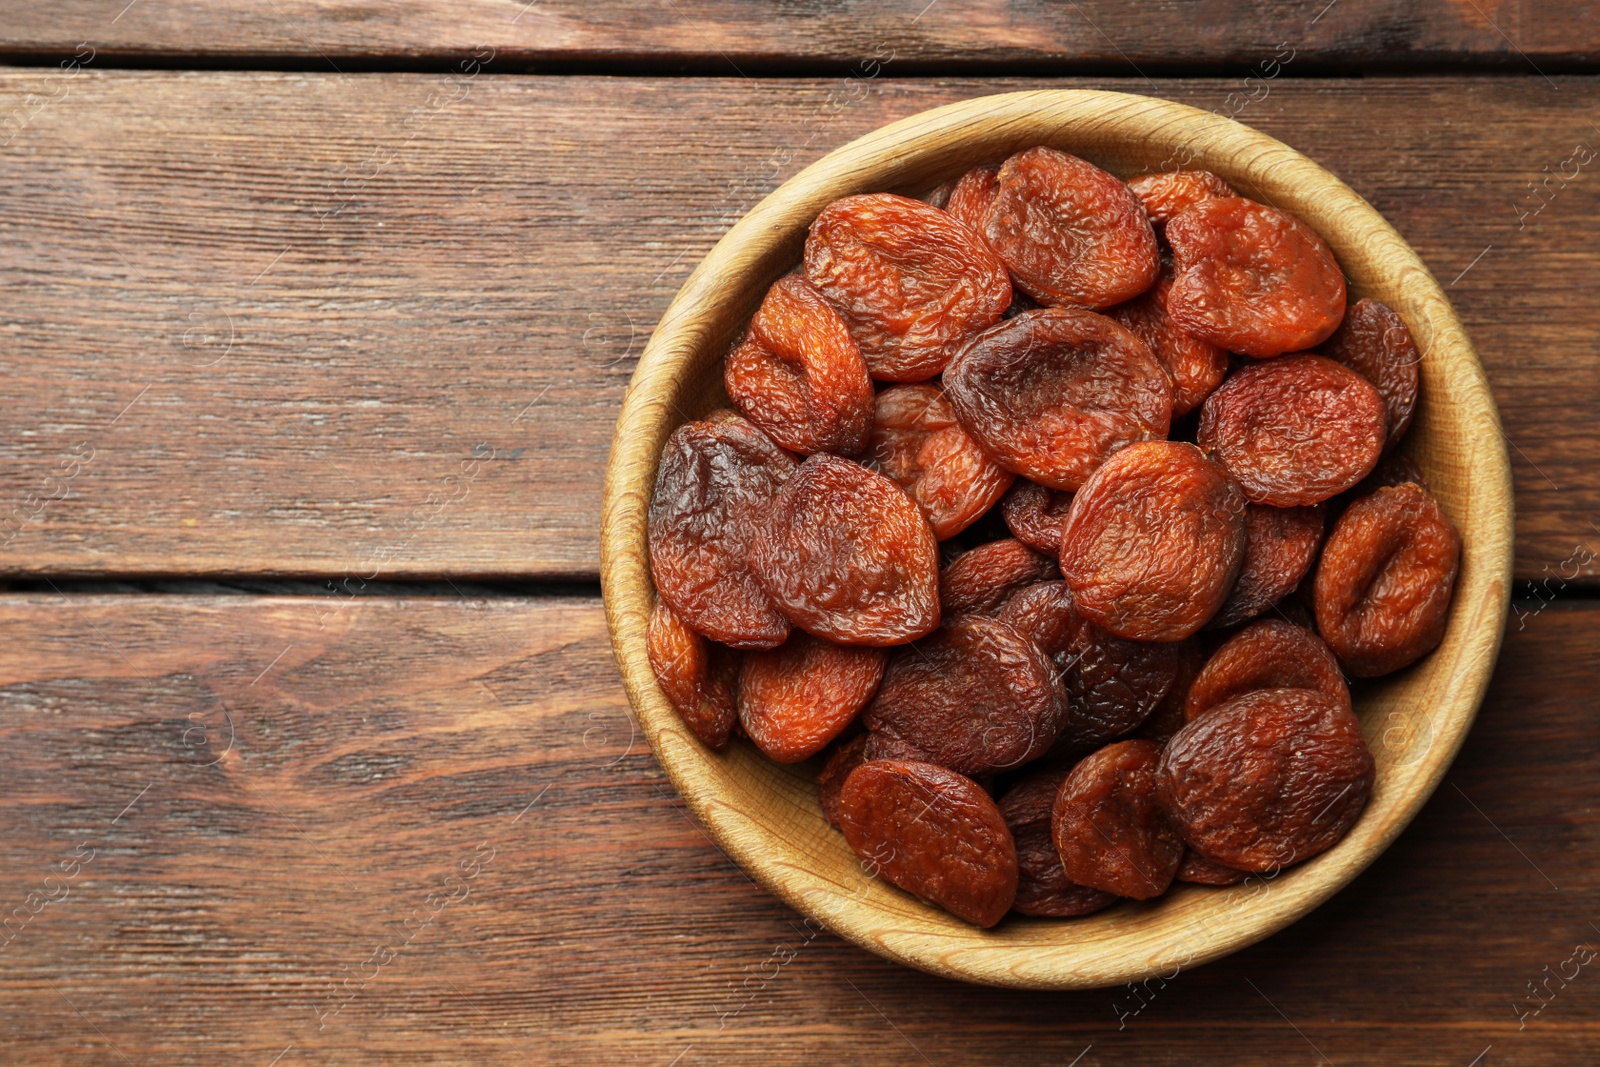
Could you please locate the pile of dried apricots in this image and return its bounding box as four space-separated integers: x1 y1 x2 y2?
646 147 1461 928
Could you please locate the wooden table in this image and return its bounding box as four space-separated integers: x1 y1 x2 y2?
2 5 1597 1064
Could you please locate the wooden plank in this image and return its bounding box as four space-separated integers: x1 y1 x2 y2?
0 72 1596 581
2 0 1597 70
0 594 1594 1064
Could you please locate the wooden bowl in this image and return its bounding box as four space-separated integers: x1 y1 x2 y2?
600 90 1513 989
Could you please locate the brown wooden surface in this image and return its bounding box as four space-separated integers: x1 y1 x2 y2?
0 71 1596 583
0 594 1591 1064
2 0 1597 70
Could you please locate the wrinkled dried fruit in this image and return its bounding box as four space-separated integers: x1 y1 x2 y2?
943 163 1001 235
738 632 886 763
1319 298 1419 450
1158 687 1374 872
1198 353 1385 507
751 453 940 646
649 413 796 648
1166 196 1347 357
863 615 1065 774
1057 441 1247 641
1112 273 1230 416
725 274 875 456
946 307 1173 490
1176 848 1249 886
1000 479 1075 555
864 384 1015 539
1000 768 1120 917
1314 482 1461 677
647 601 738 748
838 759 1018 927
1209 503 1325 629
940 538 1057 617
1128 169 1236 225
1185 620 1349 721
1352 451 1429 499
1053 739 1183 899
1134 637 1205 745
804 192 1012 381
999 581 1179 748
983 147 1160 308
818 733 872 827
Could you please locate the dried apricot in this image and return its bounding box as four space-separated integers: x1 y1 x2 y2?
1052 739 1183 899
863 384 1015 539
1314 482 1461 677
838 759 1018 927
1166 196 1347 357
751 453 940 646
1319 298 1419 450
1176 848 1248 886
1352 451 1428 498
863 615 1065 774
1112 273 1229 416
804 192 1012 382
1000 768 1119 917
725 274 874 456
939 538 1057 617
945 307 1172 490
1197 353 1385 507
943 163 1000 235
1000 479 1075 555
982 147 1160 307
1057 441 1247 641
1128 169 1235 226
1158 687 1374 872
1185 620 1349 721
1209 503 1325 629
1134 637 1204 745
818 733 871 827
647 601 738 748
999 581 1179 747
648 413 796 648
738 632 886 763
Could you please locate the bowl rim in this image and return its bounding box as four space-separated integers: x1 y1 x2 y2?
600 89 1514 989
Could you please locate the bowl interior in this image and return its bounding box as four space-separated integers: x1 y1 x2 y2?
600 90 1513 989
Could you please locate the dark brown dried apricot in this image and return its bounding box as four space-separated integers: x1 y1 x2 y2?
1158 687 1374 872
943 163 1000 235
1112 273 1229 416
999 581 1180 748
1185 620 1349 721
863 384 1015 539
1128 169 1236 226
1052 740 1183 899
1166 196 1347 357
838 759 1018 927
1318 298 1419 450
1209 503 1325 629
1314 482 1461 677
818 733 871 827
945 307 1172 490
1352 451 1428 499
1057 441 1247 641
648 413 796 648
751 453 940 646
1197 353 1385 507
1175 848 1248 886
725 274 874 456
939 538 1057 617
982 147 1160 308
804 192 1012 382
1000 479 1075 555
999 768 1119 917
738 632 886 763
863 615 1065 775
647 601 738 748
1134 637 1204 745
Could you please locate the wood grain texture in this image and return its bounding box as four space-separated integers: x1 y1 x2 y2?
1 0 1597 70
0 594 1594 1062
601 88 1513 987
0 71 1596 581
